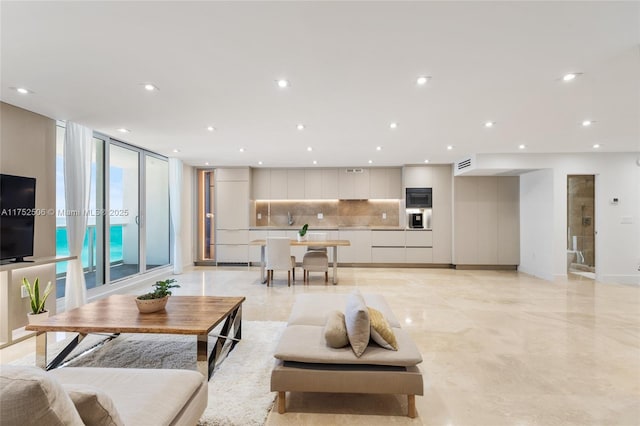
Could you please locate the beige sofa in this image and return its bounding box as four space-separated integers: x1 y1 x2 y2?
271 293 424 417
0 365 207 426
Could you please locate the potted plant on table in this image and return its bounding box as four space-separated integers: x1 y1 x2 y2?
135 278 180 314
22 277 53 325
297 223 309 242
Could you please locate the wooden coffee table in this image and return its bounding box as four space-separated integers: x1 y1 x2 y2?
25 295 245 380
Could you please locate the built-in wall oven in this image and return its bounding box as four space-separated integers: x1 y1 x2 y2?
406 187 432 208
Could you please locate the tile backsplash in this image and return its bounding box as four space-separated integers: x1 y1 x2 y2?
255 200 400 228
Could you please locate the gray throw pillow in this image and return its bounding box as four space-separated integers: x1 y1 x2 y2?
63 384 124 426
0 365 84 426
324 310 349 348
344 290 370 357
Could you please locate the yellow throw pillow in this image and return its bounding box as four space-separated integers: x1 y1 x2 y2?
368 307 398 351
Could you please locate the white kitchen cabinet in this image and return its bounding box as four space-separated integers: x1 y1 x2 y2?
431 165 452 263
453 176 519 265
216 180 249 230
321 169 339 199
405 230 433 247
251 168 270 200
287 169 306 199
370 168 402 199
216 169 250 264
270 169 287 199
216 245 249 263
338 230 372 263
371 230 405 246
403 166 433 188
339 168 370 199
406 247 433 263
217 229 249 245
249 230 268 263
304 169 322 199
371 247 405 263
216 168 250 181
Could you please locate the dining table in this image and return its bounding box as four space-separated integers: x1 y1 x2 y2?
249 239 351 284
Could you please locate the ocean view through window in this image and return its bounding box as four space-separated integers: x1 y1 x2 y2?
55 126 170 298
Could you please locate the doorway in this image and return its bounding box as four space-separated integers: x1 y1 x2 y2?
567 175 596 279
196 169 216 265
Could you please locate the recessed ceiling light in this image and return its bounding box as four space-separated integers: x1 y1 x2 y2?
592 144 600 149
368 160 373 164
416 76 430 86
447 145 453 150
276 79 289 88
118 128 130 133
562 72 581 82
389 122 398 129
143 83 158 91
312 160 318 165
307 146 313 152
258 161 263 165
424 159 429 163
518 144 526 150
376 146 382 151
207 126 215 132
239 148 245 152
172 148 180 153
14 87 32 94
297 124 305 130
205 162 210 166
484 121 495 128
582 120 593 127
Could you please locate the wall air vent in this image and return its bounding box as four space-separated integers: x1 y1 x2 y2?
345 168 364 173
457 159 472 170
453 155 476 176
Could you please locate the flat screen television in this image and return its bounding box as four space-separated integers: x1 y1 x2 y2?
0 173 36 262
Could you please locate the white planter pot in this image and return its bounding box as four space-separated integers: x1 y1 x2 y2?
27 311 49 325
297 234 307 242
135 295 169 314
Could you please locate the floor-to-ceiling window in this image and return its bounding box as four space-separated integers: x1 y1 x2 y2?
55 126 170 297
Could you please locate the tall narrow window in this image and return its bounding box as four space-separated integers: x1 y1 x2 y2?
145 154 170 270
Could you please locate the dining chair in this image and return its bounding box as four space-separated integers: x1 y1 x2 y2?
265 237 296 286
302 233 329 283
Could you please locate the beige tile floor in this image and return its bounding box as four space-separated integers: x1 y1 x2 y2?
2 266 639 425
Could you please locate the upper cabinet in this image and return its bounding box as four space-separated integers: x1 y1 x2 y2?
403 166 433 188
251 168 270 199
251 167 400 200
321 169 339 199
216 168 249 229
287 169 305 199
338 168 370 199
370 168 402 199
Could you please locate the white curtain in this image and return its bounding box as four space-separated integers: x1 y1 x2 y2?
169 158 183 274
64 122 93 310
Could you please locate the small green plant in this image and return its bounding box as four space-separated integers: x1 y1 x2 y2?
22 277 53 315
298 223 309 237
137 278 180 300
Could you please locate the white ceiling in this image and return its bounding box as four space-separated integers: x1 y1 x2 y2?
2 1 639 167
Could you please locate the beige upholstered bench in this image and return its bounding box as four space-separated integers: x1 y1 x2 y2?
271 293 424 417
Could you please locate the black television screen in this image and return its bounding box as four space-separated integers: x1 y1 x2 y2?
0 174 36 262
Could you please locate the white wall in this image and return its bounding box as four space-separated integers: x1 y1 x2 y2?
476 153 640 285
519 169 554 280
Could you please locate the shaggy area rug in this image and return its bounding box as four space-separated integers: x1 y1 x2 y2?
13 321 286 426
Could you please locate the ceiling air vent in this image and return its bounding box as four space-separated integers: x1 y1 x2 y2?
454 155 476 176
345 168 364 173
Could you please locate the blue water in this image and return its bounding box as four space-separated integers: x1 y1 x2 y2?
56 225 123 274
